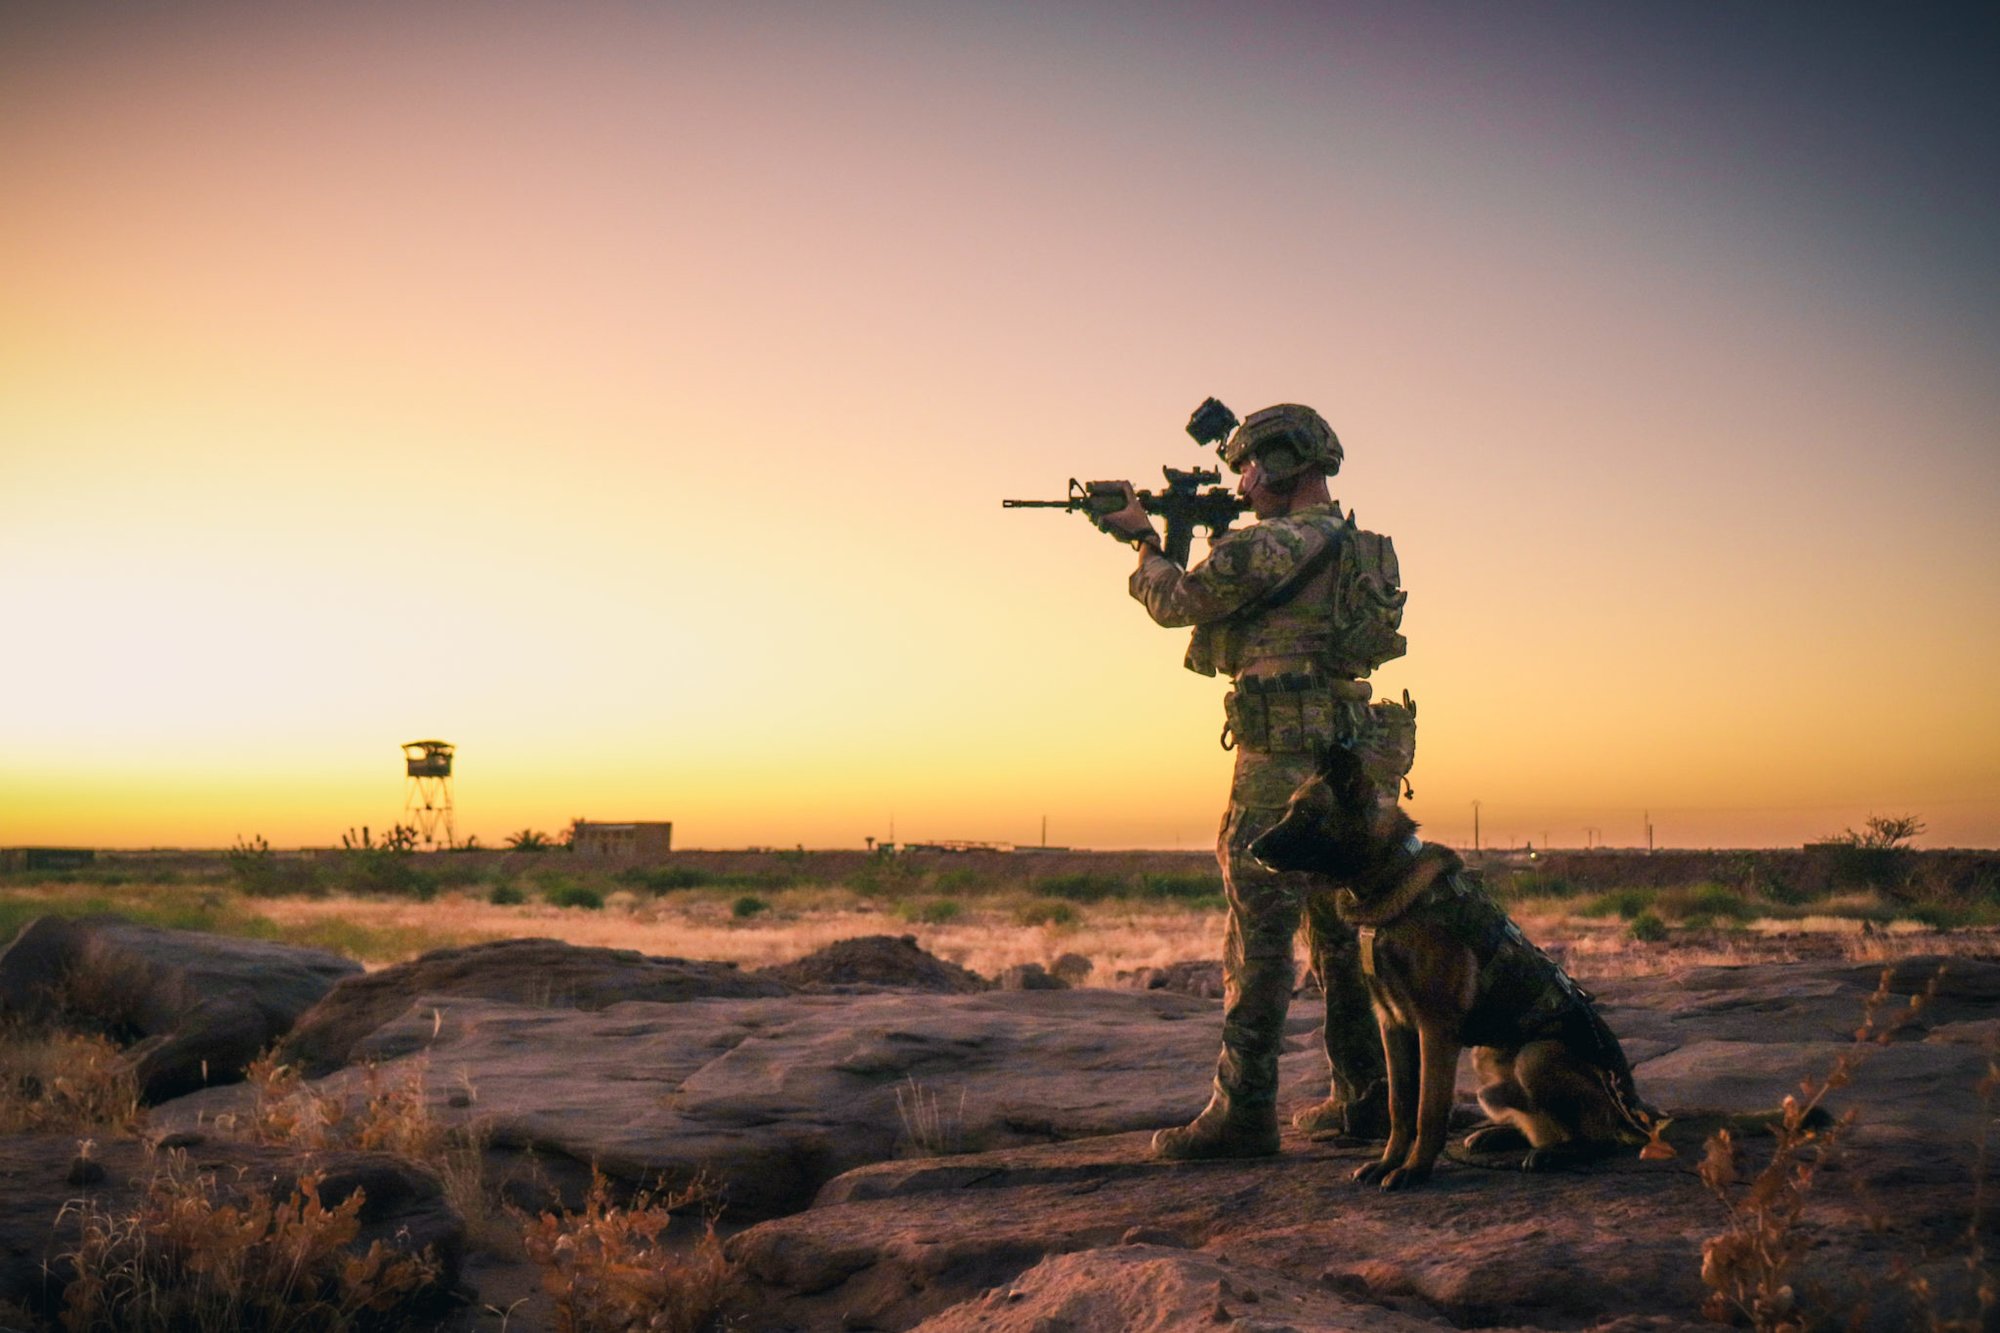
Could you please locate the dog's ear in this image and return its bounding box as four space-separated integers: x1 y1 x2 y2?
1319 743 1374 806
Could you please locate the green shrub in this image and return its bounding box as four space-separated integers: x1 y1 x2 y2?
933 867 984 894
1506 872 1580 900
226 837 325 899
547 884 605 911
1137 872 1224 902
1657 882 1759 924
332 852 436 901
1580 888 1653 920
617 866 714 893
1904 900 2000 930
849 858 920 896
489 883 527 906
732 895 769 919
426 859 491 890
897 899 962 925
1629 911 1669 942
1037 873 1126 903
1014 899 1078 927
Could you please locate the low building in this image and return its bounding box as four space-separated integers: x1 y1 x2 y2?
0 847 96 872
571 821 673 860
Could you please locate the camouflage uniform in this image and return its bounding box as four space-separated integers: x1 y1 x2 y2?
1132 501 1414 1150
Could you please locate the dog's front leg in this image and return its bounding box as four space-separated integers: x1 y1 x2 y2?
1377 1021 1460 1190
1353 1023 1418 1186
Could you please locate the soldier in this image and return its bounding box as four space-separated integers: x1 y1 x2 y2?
1092 403 1415 1160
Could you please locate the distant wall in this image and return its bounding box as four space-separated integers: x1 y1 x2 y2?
1489 847 2000 900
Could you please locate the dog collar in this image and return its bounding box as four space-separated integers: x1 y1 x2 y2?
1402 834 1423 857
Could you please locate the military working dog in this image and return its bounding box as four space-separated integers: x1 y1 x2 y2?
1250 744 1660 1190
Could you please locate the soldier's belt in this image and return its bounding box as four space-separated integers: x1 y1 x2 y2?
1222 675 1368 753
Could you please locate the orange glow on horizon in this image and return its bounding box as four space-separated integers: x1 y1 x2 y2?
2 6 1995 852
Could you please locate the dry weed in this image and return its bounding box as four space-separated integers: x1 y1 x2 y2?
894 1076 968 1157
1697 967 1941 1331
517 1170 730 1333
0 1025 141 1135
58 1155 439 1332
226 1053 499 1251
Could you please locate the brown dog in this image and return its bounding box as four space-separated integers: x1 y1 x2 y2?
1249 745 1660 1189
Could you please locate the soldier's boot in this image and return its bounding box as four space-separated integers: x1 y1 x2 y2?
1295 895 1390 1141
1152 953 1290 1161
1291 1078 1390 1139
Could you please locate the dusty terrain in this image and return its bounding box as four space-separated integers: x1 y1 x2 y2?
2 909 1994 1331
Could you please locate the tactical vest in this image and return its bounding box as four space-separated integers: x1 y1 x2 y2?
1186 507 1408 681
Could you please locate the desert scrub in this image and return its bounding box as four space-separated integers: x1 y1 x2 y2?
895 898 963 926
1501 871 1582 901
1698 967 1943 1331
731 895 769 919
1136 871 1225 902
894 1076 967 1156
1627 911 1669 943
488 882 527 906
1656 882 1759 926
1579 887 1654 921
229 1055 494 1247
546 884 605 911
1014 898 1079 928
615 865 715 894
519 1171 730 1333
227 836 326 899
1033 872 1127 902
58 1158 440 1333
0 1027 141 1134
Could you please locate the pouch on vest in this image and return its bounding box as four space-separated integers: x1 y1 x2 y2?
1328 523 1407 672
1359 698 1417 783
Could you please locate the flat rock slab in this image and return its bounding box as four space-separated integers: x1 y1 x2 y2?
152 953 2000 1240
278 936 789 1076
711 954 2000 1330
724 1125 1987 1332
0 1133 461 1322
160 988 1231 1219
0 915 360 1102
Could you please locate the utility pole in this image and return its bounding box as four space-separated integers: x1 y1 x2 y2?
1645 810 1654 854
1472 800 1481 854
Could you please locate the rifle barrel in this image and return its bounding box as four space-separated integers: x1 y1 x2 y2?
1001 499 1078 508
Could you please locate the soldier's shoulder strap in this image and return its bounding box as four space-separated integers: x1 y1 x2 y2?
1253 509 1347 612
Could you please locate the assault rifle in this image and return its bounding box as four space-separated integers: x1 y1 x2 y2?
1001 397 1250 565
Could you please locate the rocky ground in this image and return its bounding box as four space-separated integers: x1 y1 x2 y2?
2 919 1995 1330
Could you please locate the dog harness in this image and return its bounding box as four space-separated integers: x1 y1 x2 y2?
1340 845 1653 1134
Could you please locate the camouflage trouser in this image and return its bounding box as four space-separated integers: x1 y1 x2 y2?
1210 740 1404 1116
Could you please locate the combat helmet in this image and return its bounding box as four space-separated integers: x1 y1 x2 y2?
1221 404 1342 482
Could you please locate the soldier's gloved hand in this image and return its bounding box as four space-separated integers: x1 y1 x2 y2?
1084 480 1160 547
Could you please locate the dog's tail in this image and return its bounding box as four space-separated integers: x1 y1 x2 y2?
1636 1105 1837 1159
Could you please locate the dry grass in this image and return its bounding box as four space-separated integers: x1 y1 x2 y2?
57 1154 439 1333
240 892 1229 979
0 1025 142 1135
217 1053 500 1255
517 1171 730 1333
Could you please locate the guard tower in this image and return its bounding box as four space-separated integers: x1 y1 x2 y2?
401 740 455 849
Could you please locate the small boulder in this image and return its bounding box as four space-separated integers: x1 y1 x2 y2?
1115 959 1223 999
758 935 989 993
1048 953 1095 986
999 963 1065 991
0 915 360 1103
279 937 791 1075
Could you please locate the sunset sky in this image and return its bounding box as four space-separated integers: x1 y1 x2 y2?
3 2 1996 852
